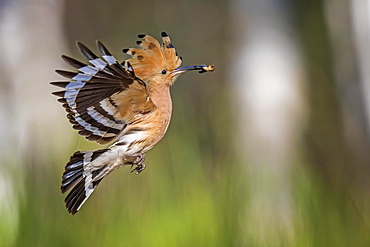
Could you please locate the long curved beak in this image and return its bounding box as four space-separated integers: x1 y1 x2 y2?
172 65 215 75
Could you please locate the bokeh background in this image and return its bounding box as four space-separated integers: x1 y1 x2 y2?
1 0 370 246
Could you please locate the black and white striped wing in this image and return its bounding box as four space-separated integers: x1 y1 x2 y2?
51 41 137 144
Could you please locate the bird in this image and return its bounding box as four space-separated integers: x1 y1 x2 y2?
51 32 214 215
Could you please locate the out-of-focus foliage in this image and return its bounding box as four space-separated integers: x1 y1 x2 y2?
0 0 369 246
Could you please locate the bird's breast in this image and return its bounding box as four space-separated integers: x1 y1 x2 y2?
115 85 173 155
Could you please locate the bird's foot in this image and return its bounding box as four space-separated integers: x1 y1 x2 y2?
130 163 146 175
124 153 145 165
124 153 146 175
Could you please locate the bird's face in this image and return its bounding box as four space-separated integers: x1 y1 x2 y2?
143 64 181 87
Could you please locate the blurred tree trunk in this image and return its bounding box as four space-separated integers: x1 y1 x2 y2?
0 0 69 245
0 0 71 158
349 0 370 135
298 0 370 221
230 0 305 245
329 0 370 221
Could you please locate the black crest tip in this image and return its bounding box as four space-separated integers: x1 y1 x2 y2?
136 41 142 45
76 41 84 48
122 48 129 53
161 32 168 37
138 34 146 38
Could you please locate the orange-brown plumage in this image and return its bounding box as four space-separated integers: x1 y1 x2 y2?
51 32 214 214
111 81 156 122
124 33 182 83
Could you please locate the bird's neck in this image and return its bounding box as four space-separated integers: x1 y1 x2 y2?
149 84 172 116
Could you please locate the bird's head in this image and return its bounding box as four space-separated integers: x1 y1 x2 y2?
123 32 214 87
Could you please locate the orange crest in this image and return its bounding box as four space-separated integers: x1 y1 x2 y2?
122 32 182 81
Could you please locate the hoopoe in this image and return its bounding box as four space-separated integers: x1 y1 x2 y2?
51 32 214 214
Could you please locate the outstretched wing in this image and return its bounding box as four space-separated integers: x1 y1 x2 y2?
51 41 155 144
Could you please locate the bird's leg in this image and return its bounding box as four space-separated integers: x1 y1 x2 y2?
123 153 146 175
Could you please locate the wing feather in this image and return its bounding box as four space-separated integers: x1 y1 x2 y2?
51 41 155 144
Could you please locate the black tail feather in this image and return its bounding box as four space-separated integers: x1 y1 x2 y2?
61 151 84 193
61 149 110 215
65 179 86 215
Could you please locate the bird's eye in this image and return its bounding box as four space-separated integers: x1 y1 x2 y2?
161 70 167 74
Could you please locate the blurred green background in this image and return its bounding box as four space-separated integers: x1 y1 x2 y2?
0 0 370 246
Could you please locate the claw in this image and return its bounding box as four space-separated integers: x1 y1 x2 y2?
130 163 146 175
